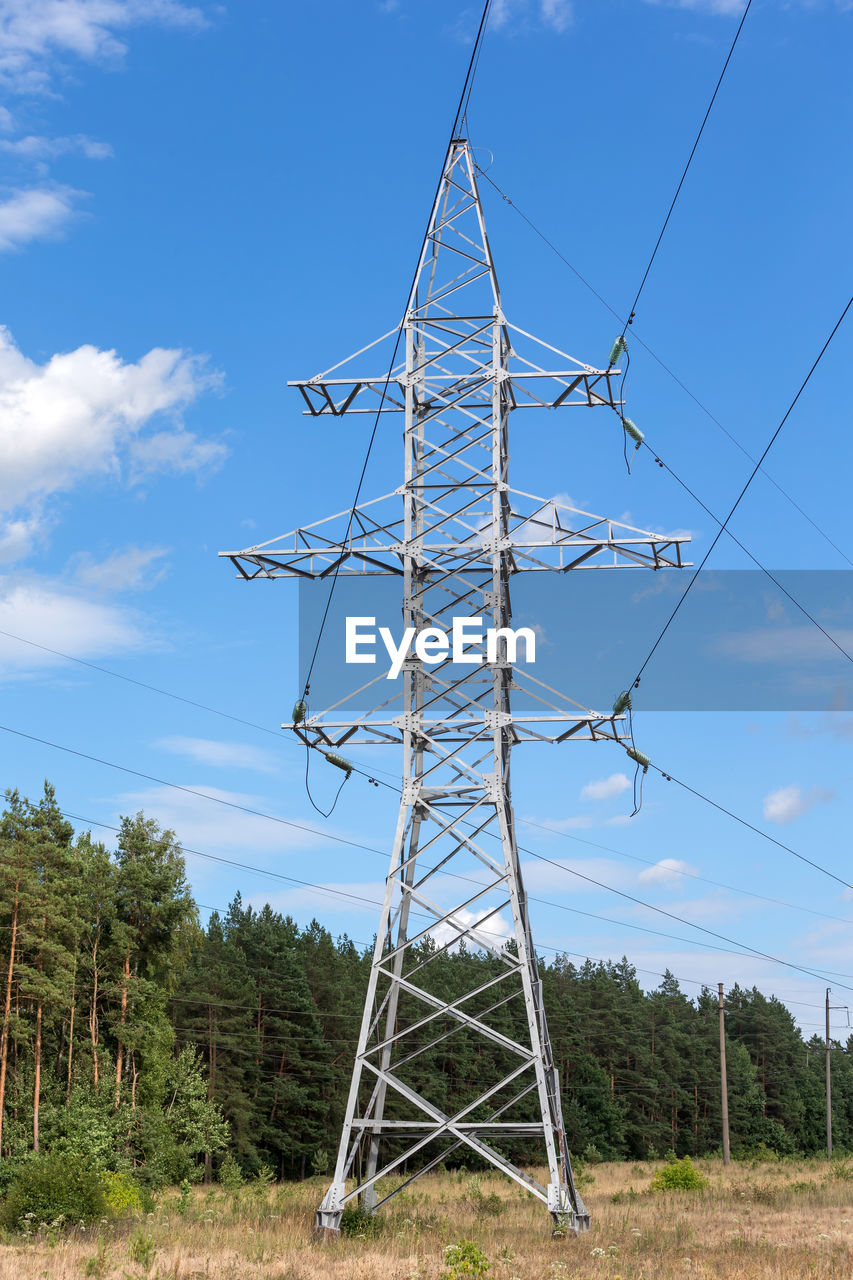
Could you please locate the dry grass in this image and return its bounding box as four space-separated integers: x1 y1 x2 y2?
1 1158 852 1280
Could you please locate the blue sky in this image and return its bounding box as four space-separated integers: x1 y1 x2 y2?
0 0 852 1038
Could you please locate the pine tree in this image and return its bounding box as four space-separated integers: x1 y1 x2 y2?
0 791 36 1161
13 785 77 1151
111 813 195 1110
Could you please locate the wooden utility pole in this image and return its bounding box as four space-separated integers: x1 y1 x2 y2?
719 982 730 1166
825 989 851 1158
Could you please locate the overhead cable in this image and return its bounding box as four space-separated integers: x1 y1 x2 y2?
631 294 853 688
474 163 852 568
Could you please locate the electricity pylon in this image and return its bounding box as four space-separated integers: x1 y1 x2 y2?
221 139 689 1235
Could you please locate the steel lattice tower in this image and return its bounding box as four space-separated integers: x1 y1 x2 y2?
222 139 688 1235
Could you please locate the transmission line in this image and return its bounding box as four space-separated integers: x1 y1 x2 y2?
634 437 853 666
298 0 494 702
645 760 853 893
473 167 852 569
2 716 846 979
519 845 853 996
631 294 853 688
49 812 841 1002
617 0 753 339
516 816 853 929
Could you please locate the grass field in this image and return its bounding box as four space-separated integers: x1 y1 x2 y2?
1 1158 851 1279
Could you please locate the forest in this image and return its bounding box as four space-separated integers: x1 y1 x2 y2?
1 782 851 1191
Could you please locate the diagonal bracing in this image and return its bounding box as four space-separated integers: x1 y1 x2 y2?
221 139 690 1236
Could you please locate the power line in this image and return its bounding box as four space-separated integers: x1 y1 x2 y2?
3 719 846 987
477 171 853 676
0 626 402 791
646 761 853 893
61 815 837 1010
634 438 853 666
632 294 853 687
516 817 853 929
619 0 753 335
0 723 388 858
518 844 853 996
2 621 844 930
298 0 494 701
473 164 852 569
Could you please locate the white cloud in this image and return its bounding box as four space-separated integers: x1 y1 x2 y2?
521 854 635 895
72 545 169 592
0 133 112 159
0 0 208 94
525 814 594 831
0 576 144 674
128 428 226 478
0 184 82 251
447 0 573 39
581 772 631 802
428 906 513 954
157 736 279 775
715 625 853 665
641 0 745 12
642 0 851 13
762 784 834 825
539 0 573 31
638 857 698 887
0 326 224 512
117 783 329 856
0 511 45 563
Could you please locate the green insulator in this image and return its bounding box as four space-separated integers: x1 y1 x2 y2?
608 335 626 365
622 416 644 445
292 700 307 724
627 746 650 771
326 752 354 776
613 691 631 716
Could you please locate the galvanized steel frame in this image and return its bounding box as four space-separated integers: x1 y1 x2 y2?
221 139 689 1235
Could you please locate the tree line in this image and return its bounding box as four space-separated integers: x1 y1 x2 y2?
0 783 851 1186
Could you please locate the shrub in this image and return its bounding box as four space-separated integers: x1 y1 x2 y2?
176 1178 192 1216
442 1240 490 1278
464 1176 504 1217
651 1155 708 1192
0 1151 107 1232
582 1143 603 1165
217 1152 244 1191
101 1169 143 1218
128 1229 156 1267
340 1202 381 1238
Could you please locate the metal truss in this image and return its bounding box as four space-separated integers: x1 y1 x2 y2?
221 139 690 1236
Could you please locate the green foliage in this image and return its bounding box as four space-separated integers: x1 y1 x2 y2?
3 781 853 1192
82 1237 111 1278
100 1169 143 1217
177 1177 192 1215
217 1152 244 1191
610 1186 642 1203
651 1155 709 1192
0 1152 107 1232
128 1229 156 1267
464 1176 504 1216
442 1240 491 1278
734 1140 782 1164
339 1202 382 1237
